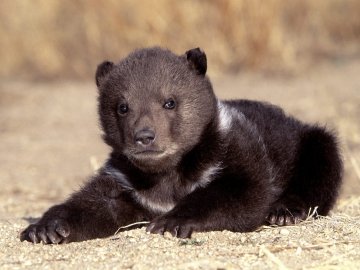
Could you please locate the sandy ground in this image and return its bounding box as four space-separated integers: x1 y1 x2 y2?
0 59 360 269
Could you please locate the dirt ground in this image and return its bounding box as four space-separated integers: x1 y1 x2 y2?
0 59 360 269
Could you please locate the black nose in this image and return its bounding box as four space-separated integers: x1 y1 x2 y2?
134 129 156 146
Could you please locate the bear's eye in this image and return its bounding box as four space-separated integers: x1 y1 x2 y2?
117 103 129 115
163 98 176 110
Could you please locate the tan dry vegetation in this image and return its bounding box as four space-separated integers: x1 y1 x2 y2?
0 0 360 80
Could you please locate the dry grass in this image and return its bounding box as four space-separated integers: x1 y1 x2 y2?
2 207 360 269
0 0 360 80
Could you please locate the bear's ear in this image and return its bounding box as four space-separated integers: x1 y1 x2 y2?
185 48 207 76
95 61 114 87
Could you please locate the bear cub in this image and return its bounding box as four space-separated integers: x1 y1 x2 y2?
20 47 342 244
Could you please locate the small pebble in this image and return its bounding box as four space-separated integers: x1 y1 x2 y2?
240 236 247 243
280 229 290 236
128 238 136 243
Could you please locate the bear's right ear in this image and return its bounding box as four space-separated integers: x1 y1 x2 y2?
95 61 114 87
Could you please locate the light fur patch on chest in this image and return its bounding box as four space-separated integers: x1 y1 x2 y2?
103 163 176 213
103 162 222 214
134 195 175 214
133 163 223 213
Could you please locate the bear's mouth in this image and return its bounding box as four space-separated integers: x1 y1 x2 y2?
134 150 165 157
126 145 181 172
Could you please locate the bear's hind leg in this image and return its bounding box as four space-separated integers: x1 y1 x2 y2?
267 195 308 225
267 126 343 226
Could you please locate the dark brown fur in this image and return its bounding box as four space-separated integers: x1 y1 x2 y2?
20 47 342 243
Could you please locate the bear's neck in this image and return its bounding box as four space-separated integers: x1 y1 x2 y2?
106 114 225 190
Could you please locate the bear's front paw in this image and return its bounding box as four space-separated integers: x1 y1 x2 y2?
20 218 70 244
146 216 198 238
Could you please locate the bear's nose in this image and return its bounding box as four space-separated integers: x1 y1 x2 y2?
134 129 156 146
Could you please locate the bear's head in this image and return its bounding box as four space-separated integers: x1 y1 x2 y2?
96 47 217 173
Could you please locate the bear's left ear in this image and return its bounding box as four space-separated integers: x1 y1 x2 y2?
185 48 207 76
95 61 114 87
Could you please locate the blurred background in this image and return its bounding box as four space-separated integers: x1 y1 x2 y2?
0 0 359 215
0 2 360 266
0 0 360 80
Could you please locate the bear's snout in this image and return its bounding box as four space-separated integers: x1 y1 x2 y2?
134 128 156 146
